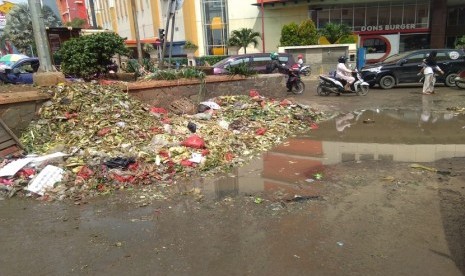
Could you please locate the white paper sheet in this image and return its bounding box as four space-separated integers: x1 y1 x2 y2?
0 158 35 177
26 165 64 196
0 152 68 177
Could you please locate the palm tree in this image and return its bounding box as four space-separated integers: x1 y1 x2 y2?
319 23 352 44
228 28 261 54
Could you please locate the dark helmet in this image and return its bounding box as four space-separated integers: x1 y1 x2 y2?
338 56 348 63
270 52 279 60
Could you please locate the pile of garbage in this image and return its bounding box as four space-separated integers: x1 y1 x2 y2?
0 83 323 201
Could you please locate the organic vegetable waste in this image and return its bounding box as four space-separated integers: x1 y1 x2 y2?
13 83 323 200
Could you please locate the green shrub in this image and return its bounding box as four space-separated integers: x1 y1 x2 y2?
456 35 465 49
57 32 130 79
280 19 319 46
226 62 257 77
144 68 206 81
197 55 228 66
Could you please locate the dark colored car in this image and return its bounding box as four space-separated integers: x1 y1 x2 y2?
361 49 465 89
0 58 40 84
212 53 295 75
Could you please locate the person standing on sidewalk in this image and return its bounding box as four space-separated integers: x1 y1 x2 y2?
421 51 444 94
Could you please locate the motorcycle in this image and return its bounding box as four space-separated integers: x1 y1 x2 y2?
455 69 465 89
285 66 305 94
299 64 311 76
317 68 369 96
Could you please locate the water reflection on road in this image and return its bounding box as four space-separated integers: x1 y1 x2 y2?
192 104 465 200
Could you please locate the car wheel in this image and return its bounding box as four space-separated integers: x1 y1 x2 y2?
379 75 396 89
444 73 457 87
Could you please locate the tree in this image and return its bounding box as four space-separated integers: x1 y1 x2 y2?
57 32 130 79
319 23 352 44
64 18 87 28
298 19 319 45
228 28 261 54
280 22 300 47
2 3 61 55
280 20 318 46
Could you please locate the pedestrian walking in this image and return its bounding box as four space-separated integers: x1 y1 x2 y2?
420 50 444 95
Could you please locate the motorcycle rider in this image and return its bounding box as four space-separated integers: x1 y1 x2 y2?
336 56 355 91
266 52 293 91
266 52 285 73
297 54 304 67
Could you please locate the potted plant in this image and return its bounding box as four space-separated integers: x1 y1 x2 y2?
184 41 198 58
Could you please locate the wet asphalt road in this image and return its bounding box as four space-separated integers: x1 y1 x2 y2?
299 78 465 113
1 82 465 276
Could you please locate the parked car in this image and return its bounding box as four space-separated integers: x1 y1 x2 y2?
0 57 39 84
212 53 295 75
361 49 465 89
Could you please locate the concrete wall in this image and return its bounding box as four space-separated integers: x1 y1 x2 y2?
0 75 288 138
279 44 357 75
0 100 47 137
128 74 288 108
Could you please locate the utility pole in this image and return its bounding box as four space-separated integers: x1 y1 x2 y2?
28 0 65 85
159 0 174 69
130 0 143 65
261 0 265 53
168 1 177 67
29 0 53 72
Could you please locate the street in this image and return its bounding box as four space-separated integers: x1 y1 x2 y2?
0 82 464 276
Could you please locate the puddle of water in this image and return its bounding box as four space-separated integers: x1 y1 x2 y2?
186 108 465 201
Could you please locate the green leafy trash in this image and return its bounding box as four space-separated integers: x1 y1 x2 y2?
313 173 323 180
254 197 264 204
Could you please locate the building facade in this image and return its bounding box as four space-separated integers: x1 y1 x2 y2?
89 0 465 59
259 0 464 62
55 0 89 26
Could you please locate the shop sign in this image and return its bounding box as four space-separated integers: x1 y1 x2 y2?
361 24 417 32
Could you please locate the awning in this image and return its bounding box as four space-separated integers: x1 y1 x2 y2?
125 37 161 46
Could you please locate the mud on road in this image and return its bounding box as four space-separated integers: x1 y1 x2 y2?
1 83 465 275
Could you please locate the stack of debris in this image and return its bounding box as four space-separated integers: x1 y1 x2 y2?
0 83 323 201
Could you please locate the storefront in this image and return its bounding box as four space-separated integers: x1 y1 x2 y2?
310 0 433 63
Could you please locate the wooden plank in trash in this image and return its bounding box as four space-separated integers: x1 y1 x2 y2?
0 119 24 157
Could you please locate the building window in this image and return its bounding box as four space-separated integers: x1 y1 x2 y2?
399 34 430 52
315 1 430 31
365 5 378 26
403 4 415 25
341 8 353 27
329 7 341 24
317 9 329 28
353 7 365 31
416 3 429 28
447 7 465 26
201 0 228 55
363 38 387 54
390 5 403 25
378 5 390 26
